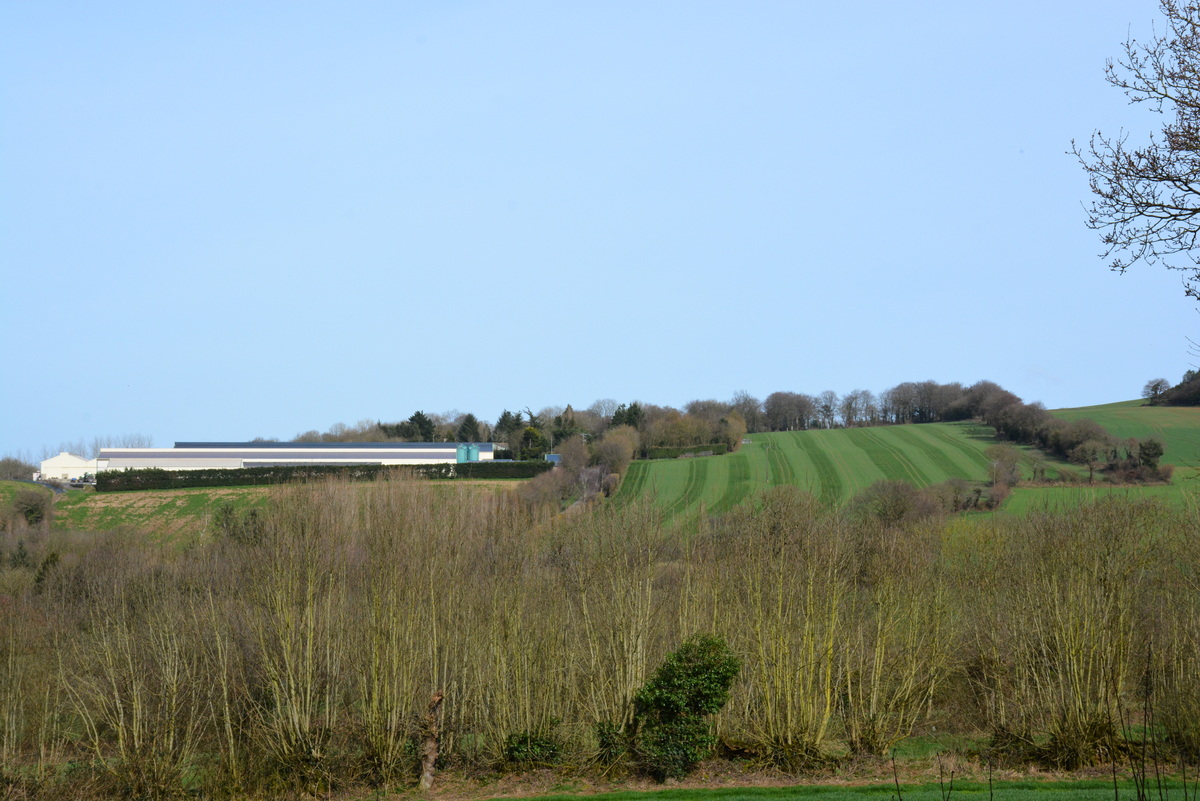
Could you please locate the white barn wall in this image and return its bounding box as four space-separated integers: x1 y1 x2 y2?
39 452 99 480
94 442 497 472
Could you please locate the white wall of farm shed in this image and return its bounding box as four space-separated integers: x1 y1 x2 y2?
92 443 496 472
39 452 99 480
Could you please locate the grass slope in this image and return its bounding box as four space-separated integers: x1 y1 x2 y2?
51 485 273 541
0 480 53 508
1004 400 1200 514
616 422 1066 518
46 479 519 540
1052 399 1200 468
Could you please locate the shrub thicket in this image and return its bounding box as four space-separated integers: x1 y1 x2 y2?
0 481 1196 798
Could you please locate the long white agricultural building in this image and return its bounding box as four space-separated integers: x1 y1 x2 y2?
39 442 495 478
97 441 495 470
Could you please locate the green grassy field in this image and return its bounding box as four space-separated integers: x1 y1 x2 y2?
0 480 53 508
617 401 1200 519
616 421 1072 517
16 402 1199 531
50 484 273 540
1052 399 1200 468
1002 400 1200 514
41 479 516 539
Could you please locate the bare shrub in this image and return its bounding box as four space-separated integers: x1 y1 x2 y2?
716 488 847 769
925 478 975 512
840 521 951 756
63 602 208 799
984 481 1011 509
592 425 638 475
545 500 667 759
850 481 942 527
961 499 1168 768
240 482 354 794
2 475 1198 796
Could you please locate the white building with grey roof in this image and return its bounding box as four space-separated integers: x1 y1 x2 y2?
92 441 495 471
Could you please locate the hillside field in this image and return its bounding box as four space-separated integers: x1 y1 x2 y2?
2 478 519 539
616 421 1068 516
616 403 1200 517
1005 400 1200 513
50 484 274 540
0 480 52 509
9 402 1197 534
1051 399 1200 468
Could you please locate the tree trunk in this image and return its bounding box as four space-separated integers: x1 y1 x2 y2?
419 691 445 791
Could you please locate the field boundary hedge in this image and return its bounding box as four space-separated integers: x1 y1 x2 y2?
644 444 730 460
95 461 554 492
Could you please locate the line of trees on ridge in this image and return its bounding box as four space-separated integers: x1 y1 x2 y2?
280 379 1006 456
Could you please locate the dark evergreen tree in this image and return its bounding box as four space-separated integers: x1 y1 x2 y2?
517 427 550 461
456 413 482 442
493 409 523 442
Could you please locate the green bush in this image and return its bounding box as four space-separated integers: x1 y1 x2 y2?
7 540 30 569
635 719 716 781
633 634 740 781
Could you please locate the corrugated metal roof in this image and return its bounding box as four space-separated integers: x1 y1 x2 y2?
103 450 462 460
173 441 496 450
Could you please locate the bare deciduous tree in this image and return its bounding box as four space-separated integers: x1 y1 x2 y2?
764 391 816 431
1143 376 1172 400
817 391 839 429
728 390 764 433
1076 1 1200 300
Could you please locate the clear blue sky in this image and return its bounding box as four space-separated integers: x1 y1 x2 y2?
2 1 1194 457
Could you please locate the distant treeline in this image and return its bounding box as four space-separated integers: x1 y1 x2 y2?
277 379 1043 458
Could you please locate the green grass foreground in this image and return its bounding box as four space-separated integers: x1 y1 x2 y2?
489 777 1193 801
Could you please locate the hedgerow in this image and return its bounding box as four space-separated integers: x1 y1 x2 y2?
95 460 553 492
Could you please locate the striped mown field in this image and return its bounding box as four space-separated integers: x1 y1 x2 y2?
615 421 1064 517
